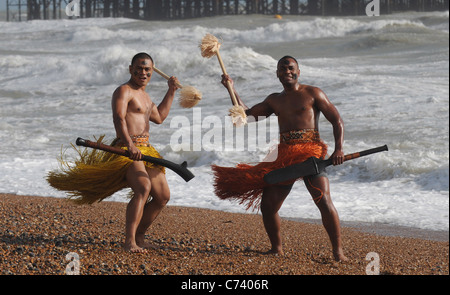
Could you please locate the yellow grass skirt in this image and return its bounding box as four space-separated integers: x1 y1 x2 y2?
46 136 165 204
211 129 327 211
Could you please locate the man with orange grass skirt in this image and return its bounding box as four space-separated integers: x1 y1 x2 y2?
212 56 348 261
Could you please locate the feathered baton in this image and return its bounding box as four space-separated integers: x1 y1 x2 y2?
200 34 247 127
153 66 202 108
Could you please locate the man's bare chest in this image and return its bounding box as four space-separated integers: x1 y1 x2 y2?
272 95 315 117
129 95 152 115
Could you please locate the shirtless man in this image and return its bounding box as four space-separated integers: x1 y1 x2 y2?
112 52 179 252
220 56 347 261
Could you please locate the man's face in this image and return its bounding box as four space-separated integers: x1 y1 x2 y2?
276 58 300 85
129 58 153 86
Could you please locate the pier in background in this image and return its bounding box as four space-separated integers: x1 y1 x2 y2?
5 0 450 21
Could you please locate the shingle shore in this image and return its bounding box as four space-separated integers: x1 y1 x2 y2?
0 194 448 275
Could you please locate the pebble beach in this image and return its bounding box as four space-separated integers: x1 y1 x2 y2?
0 193 448 277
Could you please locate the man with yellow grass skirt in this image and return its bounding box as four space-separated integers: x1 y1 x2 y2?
47 135 165 205
213 56 348 261
47 52 179 253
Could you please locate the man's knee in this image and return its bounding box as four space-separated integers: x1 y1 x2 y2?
305 175 330 204
133 181 152 200
160 190 170 205
260 199 273 215
152 189 170 207
261 185 292 214
315 194 337 216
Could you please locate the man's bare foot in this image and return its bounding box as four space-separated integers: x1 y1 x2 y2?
137 241 158 250
136 235 158 250
333 251 348 262
264 248 284 255
123 242 147 253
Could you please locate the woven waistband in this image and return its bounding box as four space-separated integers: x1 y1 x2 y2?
280 129 320 144
115 135 150 147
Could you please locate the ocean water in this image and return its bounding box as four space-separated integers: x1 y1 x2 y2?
0 11 448 232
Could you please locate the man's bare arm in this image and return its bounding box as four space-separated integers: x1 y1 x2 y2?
111 86 141 160
150 77 179 124
221 74 274 121
221 74 248 110
245 97 275 121
314 88 344 165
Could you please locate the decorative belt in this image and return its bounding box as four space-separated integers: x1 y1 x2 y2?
280 129 320 144
130 135 150 147
114 135 151 147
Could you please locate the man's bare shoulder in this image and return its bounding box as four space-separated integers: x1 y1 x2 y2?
305 84 327 96
113 83 127 95
260 92 283 110
112 83 135 101
299 84 321 93
114 82 132 94
265 92 283 102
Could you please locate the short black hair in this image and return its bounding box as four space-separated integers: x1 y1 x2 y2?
278 55 298 66
131 52 154 66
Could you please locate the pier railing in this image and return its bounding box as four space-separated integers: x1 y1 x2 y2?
6 0 450 21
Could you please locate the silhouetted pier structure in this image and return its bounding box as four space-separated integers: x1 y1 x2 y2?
6 0 450 21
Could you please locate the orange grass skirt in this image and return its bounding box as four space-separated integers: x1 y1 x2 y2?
211 129 327 210
47 135 165 204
